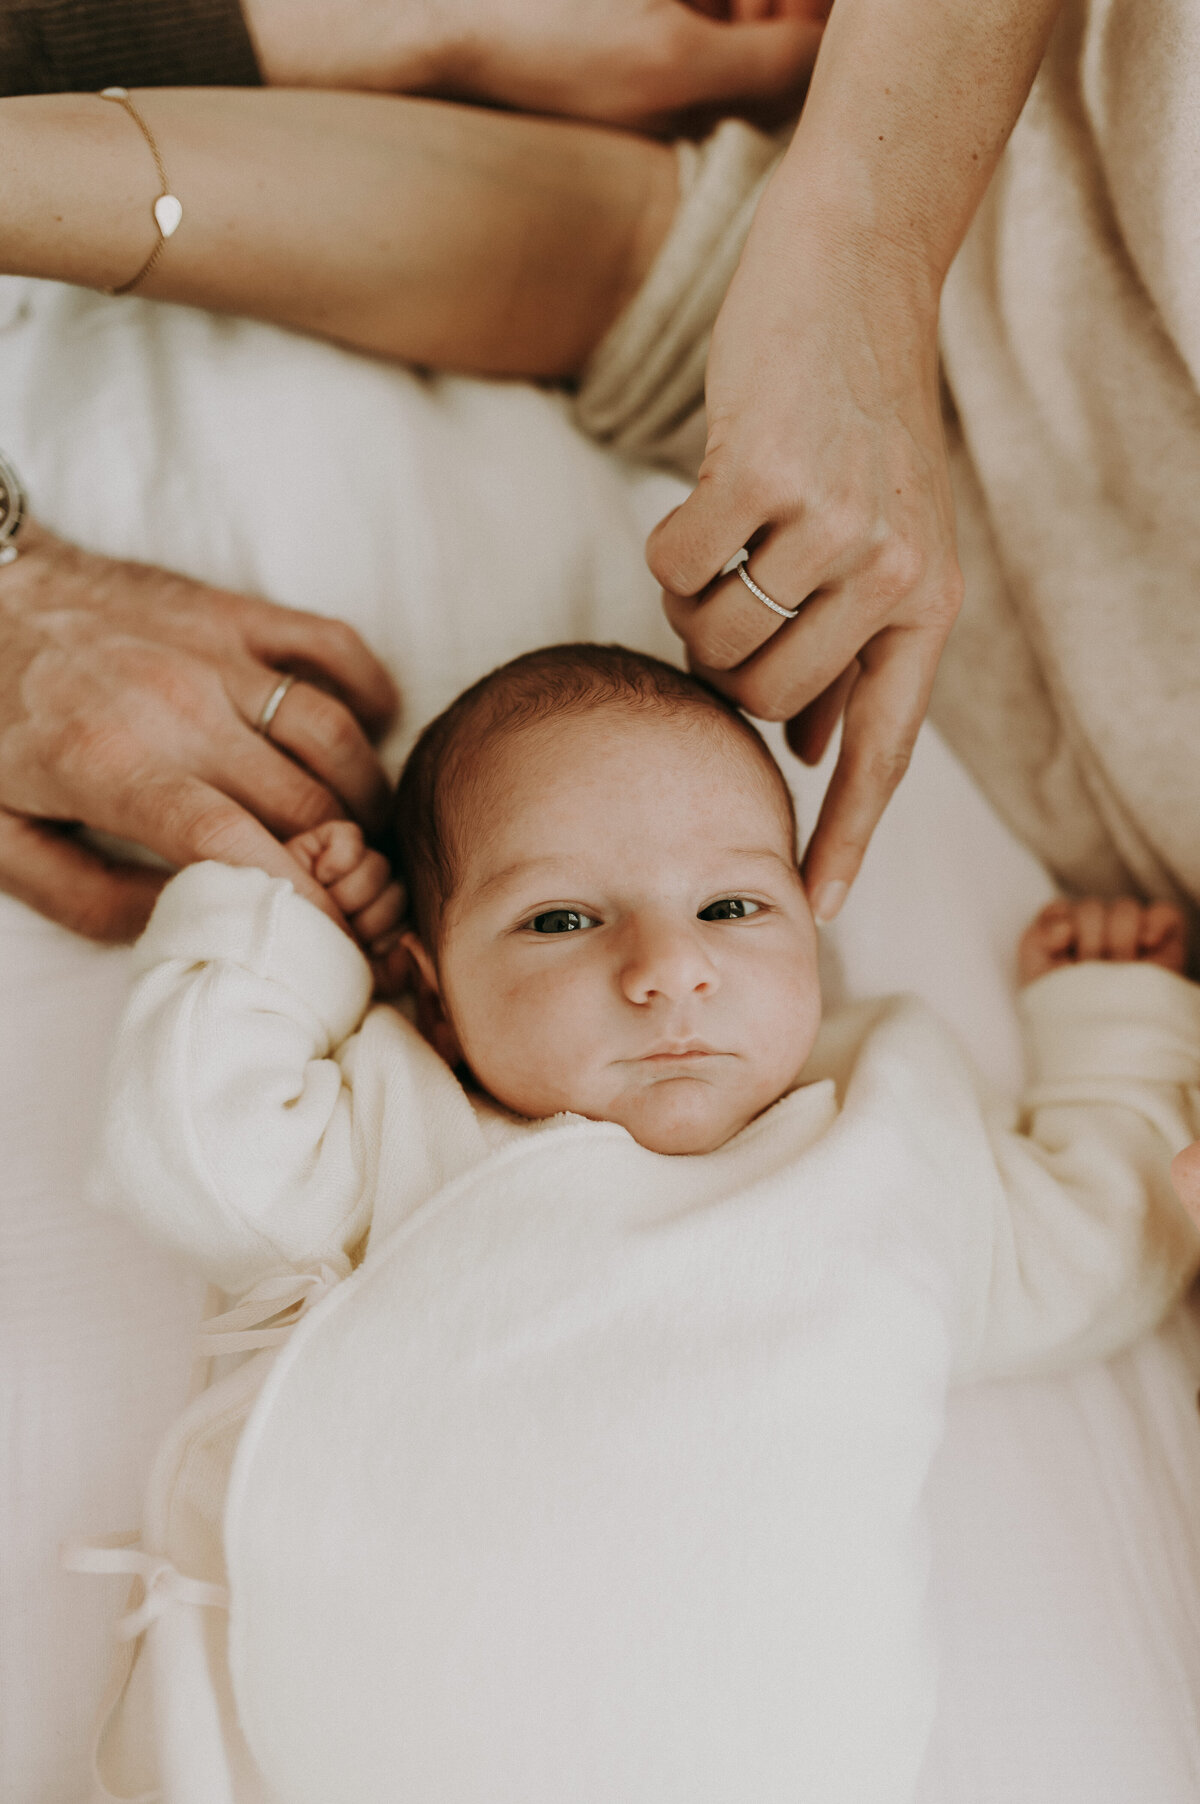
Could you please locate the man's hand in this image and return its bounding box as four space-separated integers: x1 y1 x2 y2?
244 0 825 129
0 523 398 941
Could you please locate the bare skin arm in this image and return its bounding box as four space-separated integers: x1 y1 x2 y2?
0 89 676 378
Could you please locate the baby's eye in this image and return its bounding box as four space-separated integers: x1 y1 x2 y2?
697 897 761 922
527 909 600 934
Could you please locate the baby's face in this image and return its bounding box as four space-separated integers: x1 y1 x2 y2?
422 707 821 1155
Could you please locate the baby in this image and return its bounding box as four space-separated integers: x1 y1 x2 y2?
93 644 1200 1804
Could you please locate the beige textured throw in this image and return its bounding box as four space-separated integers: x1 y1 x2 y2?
578 0 1200 917
935 0 1200 915
575 119 782 476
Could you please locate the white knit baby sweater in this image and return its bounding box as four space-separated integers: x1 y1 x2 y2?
92 861 1200 1804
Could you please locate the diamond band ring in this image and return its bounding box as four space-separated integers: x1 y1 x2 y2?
736 559 800 621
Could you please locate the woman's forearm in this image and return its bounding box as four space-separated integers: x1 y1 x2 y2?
0 89 675 376
765 0 1062 306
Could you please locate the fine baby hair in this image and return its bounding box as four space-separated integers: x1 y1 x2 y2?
391 642 798 950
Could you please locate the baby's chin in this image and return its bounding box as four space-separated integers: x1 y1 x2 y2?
595 1077 779 1157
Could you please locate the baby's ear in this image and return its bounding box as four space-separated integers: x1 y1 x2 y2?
402 931 462 1067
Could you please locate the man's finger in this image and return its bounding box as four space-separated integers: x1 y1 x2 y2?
246 608 399 741
0 811 167 943
799 629 938 919
246 677 391 833
131 776 343 923
211 721 351 842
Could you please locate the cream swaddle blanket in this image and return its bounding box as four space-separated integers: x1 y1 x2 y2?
90 859 1200 1802
578 0 1200 919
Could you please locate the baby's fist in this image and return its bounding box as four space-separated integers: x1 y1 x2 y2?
286 820 405 974
1018 896 1188 987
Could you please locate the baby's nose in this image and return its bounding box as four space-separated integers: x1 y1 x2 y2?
619 919 718 1004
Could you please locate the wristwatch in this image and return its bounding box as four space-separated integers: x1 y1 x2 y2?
0 451 27 566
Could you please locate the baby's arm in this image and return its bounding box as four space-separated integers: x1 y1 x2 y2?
95 854 382 1295
965 897 1200 1378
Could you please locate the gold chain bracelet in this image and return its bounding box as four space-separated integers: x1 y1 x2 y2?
98 87 184 297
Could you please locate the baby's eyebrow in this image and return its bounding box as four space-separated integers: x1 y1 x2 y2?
467 846 795 905
465 857 571 903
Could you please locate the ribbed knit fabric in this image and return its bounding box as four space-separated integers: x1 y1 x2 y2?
0 0 261 94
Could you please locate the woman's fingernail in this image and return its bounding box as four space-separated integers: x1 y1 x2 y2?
811 880 848 925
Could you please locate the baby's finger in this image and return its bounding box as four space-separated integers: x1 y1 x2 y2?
1140 900 1184 946
371 933 414 999
326 846 392 917
1072 896 1108 962
1141 901 1189 972
304 822 365 886
351 881 406 946
1104 896 1143 963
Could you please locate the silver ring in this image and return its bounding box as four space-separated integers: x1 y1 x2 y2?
256 674 296 738
737 560 800 620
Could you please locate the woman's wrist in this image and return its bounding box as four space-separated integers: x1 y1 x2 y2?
754 140 948 333
0 94 152 290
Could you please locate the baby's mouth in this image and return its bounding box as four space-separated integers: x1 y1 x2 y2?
637 1041 720 1062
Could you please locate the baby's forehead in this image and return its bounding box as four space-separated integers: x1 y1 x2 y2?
451 698 796 856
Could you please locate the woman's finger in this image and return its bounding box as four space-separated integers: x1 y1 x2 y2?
245 606 399 741
0 809 167 943
784 661 860 766
798 626 938 920
661 565 790 673
662 521 828 671
646 475 766 603
244 674 392 833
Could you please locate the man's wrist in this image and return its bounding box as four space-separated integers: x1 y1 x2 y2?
241 0 459 93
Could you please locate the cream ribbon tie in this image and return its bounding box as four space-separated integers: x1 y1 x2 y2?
197 1254 352 1356
62 1534 230 1640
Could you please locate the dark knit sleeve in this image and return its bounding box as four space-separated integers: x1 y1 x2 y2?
1 0 262 94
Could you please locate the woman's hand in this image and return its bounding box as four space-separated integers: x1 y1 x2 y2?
0 523 398 940
648 194 962 924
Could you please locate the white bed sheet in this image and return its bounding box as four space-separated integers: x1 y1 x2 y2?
2 275 1200 1802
